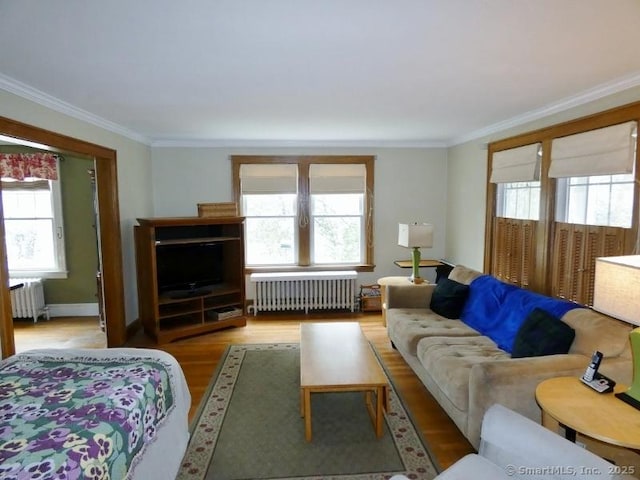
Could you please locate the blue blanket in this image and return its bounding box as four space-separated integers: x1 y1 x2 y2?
461 275 580 354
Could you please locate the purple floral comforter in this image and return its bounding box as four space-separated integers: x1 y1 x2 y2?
0 353 175 480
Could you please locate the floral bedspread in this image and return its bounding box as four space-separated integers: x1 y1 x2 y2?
0 353 175 480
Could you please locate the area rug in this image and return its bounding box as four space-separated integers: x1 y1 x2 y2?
177 343 439 480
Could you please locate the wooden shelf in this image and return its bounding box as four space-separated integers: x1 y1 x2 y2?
135 216 247 343
155 236 240 246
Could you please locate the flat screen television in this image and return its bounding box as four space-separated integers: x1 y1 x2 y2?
156 241 224 297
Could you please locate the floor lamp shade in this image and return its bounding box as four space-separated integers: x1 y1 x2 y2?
593 255 640 409
398 223 434 284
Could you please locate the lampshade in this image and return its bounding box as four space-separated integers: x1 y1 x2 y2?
398 223 434 248
593 255 640 326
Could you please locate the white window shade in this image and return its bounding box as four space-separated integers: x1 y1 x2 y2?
239 163 298 194
309 163 366 193
490 143 541 183
549 121 637 178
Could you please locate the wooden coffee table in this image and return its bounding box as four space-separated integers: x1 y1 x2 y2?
300 322 390 442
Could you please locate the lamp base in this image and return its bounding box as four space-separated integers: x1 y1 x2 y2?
615 391 640 411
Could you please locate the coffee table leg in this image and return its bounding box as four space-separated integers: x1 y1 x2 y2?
383 385 390 412
304 389 312 442
375 386 384 438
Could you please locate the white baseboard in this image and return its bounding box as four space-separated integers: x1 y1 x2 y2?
47 303 99 317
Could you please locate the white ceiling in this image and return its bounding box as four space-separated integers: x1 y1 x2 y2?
2 0 640 147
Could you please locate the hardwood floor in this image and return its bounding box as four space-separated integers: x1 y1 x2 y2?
13 316 106 352
12 313 475 470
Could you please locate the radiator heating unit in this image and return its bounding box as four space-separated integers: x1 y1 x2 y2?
249 271 357 315
10 278 49 323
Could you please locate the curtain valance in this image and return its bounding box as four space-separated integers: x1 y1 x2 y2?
0 153 59 181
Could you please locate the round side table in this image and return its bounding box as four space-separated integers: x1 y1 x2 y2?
535 376 640 449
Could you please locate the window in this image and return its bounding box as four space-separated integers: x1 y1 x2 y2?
233 156 374 270
496 181 540 220
2 179 67 278
555 173 635 228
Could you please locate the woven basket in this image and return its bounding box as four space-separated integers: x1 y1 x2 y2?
197 202 238 218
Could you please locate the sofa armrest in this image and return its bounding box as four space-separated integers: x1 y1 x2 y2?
480 404 626 480
386 284 435 309
465 354 589 449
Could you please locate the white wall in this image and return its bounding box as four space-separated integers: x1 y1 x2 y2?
445 85 640 271
151 146 448 286
0 90 153 325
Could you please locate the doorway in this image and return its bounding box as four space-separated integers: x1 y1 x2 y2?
0 115 126 357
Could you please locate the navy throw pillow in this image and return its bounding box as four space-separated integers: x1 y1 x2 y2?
511 307 575 358
430 278 470 319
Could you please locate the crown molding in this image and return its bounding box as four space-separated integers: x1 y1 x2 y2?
150 138 449 149
0 73 150 145
4 70 640 151
448 70 640 147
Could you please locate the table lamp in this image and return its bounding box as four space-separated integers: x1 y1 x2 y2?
398 223 433 284
593 255 640 410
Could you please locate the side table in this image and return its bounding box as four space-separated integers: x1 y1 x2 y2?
377 276 431 327
536 376 640 473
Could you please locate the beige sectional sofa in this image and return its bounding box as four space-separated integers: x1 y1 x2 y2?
386 265 633 449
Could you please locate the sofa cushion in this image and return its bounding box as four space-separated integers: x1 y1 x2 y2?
448 265 484 286
387 308 480 355
430 278 470 319
511 308 575 358
562 308 633 358
487 288 580 354
416 336 509 411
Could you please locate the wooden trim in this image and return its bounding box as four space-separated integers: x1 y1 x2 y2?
231 155 375 269
0 116 127 356
489 100 640 152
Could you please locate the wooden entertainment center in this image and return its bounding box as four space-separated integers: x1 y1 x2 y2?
134 216 247 343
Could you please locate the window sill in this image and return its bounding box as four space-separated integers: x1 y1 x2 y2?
244 264 375 274
9 270 68 280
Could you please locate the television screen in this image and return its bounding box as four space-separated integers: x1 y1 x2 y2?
156 242 224 296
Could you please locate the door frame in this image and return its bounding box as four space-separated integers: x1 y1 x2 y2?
0 115 126 356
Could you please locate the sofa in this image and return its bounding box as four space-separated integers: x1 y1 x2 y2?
386 265 633 449
391 403 633 479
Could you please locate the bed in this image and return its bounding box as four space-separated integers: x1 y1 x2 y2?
0 347 191 480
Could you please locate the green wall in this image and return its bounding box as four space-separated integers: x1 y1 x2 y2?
45 155 98 304
0 146 98 304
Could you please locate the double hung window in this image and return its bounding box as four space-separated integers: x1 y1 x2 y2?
233 156 373 270
2 178 67 278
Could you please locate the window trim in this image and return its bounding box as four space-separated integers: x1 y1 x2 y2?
232 155 375 273
2 178 68 279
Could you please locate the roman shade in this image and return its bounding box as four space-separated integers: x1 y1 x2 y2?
239 163 297 194
490 143 541 183
309 163 366 193
549 121 637 178
1 179 50 191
